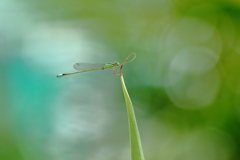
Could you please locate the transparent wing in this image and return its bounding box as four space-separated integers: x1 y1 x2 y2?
73 63 106 71
113 65 120 75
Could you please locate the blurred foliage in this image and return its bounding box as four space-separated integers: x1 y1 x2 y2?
1 0 240 160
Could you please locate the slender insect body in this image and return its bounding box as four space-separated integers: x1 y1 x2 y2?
56 53 135 78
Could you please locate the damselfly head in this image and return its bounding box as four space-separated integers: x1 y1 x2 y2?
113 61 120 66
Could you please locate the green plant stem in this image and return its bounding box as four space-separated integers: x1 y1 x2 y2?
120 75 145 160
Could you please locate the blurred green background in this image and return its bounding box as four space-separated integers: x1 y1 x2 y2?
1 0 240 160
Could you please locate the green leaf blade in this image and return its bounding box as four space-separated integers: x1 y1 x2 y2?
120 75 145 160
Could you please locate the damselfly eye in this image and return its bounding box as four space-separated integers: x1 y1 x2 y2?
114 61 120 66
